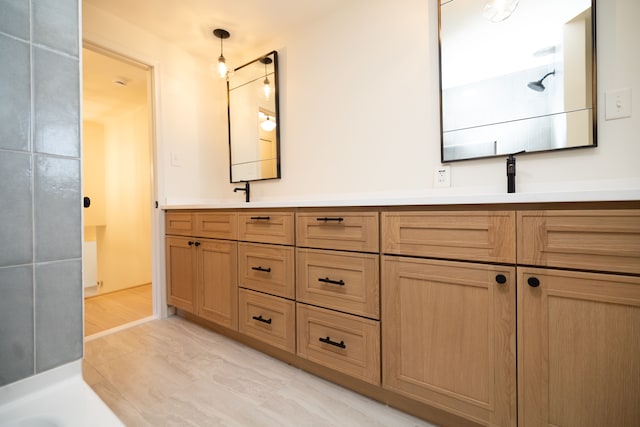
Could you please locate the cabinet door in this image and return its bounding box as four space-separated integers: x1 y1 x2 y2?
382 256 516 426
518 268 640 427
198 239 238 330
165 236 196 312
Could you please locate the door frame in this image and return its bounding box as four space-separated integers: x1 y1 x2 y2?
81 40 167 320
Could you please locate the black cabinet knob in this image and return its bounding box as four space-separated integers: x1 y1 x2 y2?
495 274 507 284
83 196 91 208
188 241 195 246
527 277 540 288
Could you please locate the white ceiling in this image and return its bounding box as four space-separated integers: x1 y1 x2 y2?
83 0 344 61
82 0 344 123
83 47 149 123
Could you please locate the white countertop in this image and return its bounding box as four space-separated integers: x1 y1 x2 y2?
162 188 640 210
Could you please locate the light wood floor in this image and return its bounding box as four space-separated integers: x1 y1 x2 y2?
84 284 153 337
83 316 437 427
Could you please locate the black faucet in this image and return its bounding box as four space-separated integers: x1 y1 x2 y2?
506 150 525 193
234 181 250 203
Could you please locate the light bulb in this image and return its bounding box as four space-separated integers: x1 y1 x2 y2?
483 0 519 22
261 117 276 131
218 55 227 78
263 77 271 99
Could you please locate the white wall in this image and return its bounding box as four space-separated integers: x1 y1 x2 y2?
83 3 229 205
96 106 152 292
244 0 640 201
85 0 640 205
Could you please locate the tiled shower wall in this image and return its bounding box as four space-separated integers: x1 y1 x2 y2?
0 0 82 386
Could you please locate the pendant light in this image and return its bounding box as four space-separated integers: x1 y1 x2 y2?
213 28 230 78
261 116 276 131
260 56 273 100
483 0 519 22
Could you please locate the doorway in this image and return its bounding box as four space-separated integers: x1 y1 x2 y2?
82 45 155 337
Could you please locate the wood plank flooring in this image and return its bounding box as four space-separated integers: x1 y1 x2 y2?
83 316 437 427
84 284 153 336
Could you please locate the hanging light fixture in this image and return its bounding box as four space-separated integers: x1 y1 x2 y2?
483 0 519 22
261 116 276 131
258 111 276 131
260 56 273 99
213 28 230 78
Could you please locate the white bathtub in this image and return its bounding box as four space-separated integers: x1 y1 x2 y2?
0 360 123 427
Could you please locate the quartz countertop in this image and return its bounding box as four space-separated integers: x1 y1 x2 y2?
161 188 640 210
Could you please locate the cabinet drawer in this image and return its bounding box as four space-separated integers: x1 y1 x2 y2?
193 212 237 240
296 248 379 319
238 212 294 245
518 210 640 274
165 211 194 236
239 289 295 353
238 243 295 299
382 211 516 263
297 304 380 385
296 211 379 252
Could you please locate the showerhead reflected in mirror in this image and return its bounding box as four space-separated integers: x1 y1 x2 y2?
439 0 596 162
528 70 556 92
228 51 280 183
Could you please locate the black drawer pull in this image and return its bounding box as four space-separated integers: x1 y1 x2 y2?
319 336 346 349
194 241 201 247
252 315 272 324
188 241 195 246
252 266 272 273
495 274 507 284
316 217 344 223
527 277 540 288
250 216 271 220
318 277 345 286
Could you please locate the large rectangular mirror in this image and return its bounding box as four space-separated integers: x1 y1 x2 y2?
228 51 280 182
439 0 596 162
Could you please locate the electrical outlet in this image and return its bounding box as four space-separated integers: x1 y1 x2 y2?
434 166 451 188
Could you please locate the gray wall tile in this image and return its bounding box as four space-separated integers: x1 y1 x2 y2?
33 47 80 157
0 151 33 267
34 155 81 262
0 0 30 41
35 260 82 373
0 35 31 151
0 265 34 386
32 0 78 57
3 0 83 386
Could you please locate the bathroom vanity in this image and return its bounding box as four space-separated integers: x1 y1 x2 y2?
164 198 640 427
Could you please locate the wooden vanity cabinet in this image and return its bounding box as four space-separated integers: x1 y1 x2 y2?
236 211 296 353
165 205 640 427
165 211 238 330
381 211 517 426
517 210 640 427
295 210 381 385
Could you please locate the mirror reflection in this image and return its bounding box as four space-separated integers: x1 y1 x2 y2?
228 51 280 182
439 0 596 162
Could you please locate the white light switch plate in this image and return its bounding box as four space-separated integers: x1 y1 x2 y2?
605 88 632 120
434 166 451 188
170 151 181 167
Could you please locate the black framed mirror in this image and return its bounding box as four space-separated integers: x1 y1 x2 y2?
228 51 280 182
439 0 596 162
